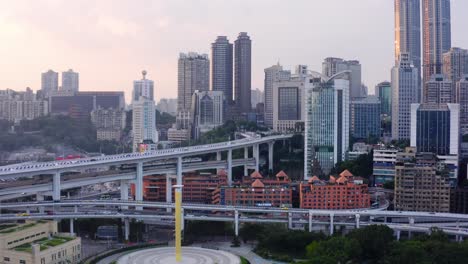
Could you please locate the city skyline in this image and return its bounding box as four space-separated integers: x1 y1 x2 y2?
1 0 468 103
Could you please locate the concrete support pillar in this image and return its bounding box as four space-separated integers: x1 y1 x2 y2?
36 193 44 213
120 180 129 210
216 151 222 174
355 214 360 229
459 236 464 242
26 208 30 214
396 230 401 241
254 144 260 172
135 162 143 210
234 210 239 237
177 157 183 185
166 175 173 212
124 218 130 241
227 149 233 186
244 147 249 176
308 211 313 232
70 219 74 235
268 142 274 172
181 208 185 231
53 171 61 202
329 213 334 236
408 231 412 239
288 212 293 229
409 217 415 225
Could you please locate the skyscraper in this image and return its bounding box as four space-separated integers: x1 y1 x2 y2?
395 0 421 94
211 36 233 104
132 71 157 152
422 0 451 93
322 57 362 100
456 75 468 134
234 32 252 113
411 103 459 156
272 74 305 132
392 53 420 140
177 52 210 129
351 96 381 140
304 72 350 178
133 70 154 101
376 81 392 117
264 63 291 127
41 70 58 97
443 47 468 83
425 74 454 104
61 69 79 92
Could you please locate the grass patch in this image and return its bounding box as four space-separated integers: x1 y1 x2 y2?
240 256 250 264
0 223 36 234
13 236 76 252
0 224 16 231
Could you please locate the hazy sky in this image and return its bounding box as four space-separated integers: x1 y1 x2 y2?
1 0 468 103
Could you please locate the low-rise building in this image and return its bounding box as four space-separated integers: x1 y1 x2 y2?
133 172 227 204
0 220 81 264
212 171 292 207
91 108 126 141
167 127 190 143
300 170 370 209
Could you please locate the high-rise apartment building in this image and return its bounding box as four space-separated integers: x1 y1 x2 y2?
61 69 79 92
456 75 468 134
391 53 419 140
304 72 350 178
211 36 233 104
0 88 49 122
422 0 451 90
376 81 392 116
395 0 421 94
264 64 291 127
133 70 154 101
394 149 451 212
443 47 468 83
41 70 59 97
191 90 224 139
350 96 381 140
373 147 399 185
234 32 252 113
322 57 362 100
132 71 157 152
177 52 210 129
425 74 454 104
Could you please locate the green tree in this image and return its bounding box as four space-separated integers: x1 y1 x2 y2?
347 225 394 262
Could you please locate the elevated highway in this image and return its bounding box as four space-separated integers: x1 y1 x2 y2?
1 200 468 241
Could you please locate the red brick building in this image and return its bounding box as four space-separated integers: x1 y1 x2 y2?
300 170 370 209
212 171 292 207
131 171 227 204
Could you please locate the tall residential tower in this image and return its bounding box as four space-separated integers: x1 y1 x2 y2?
234 32 252 113
211 36 233 104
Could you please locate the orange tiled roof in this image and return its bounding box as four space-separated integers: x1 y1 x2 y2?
251 179 265 188
336 176 348 184
329 175 336 183
276 170 289 178
251 171 263 179
339 169 353 178
308 175 320 183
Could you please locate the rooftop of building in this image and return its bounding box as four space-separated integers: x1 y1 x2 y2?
13 236 75 253
306 170 365 186
0 221 47 235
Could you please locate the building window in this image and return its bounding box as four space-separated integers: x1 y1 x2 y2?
4 257 10 262
20 260 26 264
